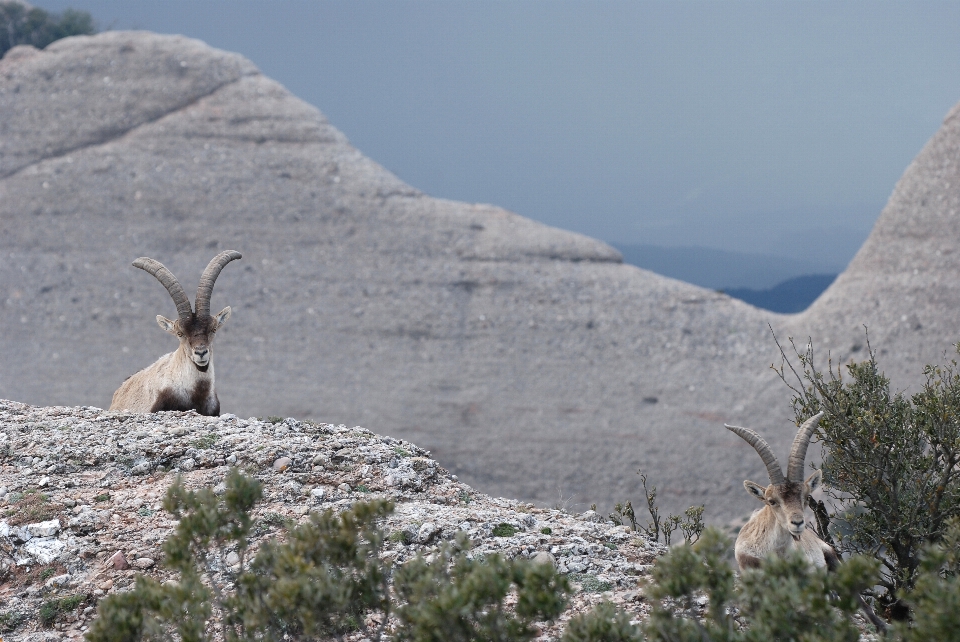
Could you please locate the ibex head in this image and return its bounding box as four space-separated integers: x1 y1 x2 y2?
725 412 824 539
133 251 241 370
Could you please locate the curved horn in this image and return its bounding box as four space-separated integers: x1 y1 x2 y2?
725 423 785 485
195 250 242 318
132 257 193 323
787 411 824 482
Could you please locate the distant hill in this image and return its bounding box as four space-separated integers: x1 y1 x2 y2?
613 243 840 290
725 274 837 313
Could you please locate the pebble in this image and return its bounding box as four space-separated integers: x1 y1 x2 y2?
133 557 155 569
99 579 114 590
109 551 129 570
273 457 292 472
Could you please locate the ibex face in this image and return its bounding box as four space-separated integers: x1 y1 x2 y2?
744 470 822 539
156 307 231 370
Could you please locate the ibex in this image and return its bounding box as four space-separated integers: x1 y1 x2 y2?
725 412 887 631
109 251 241 416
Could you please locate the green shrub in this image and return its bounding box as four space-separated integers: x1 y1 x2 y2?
778 336 960 619
0 2 95 57
393 535 570 642
643 527 876 642
86 469 571 642
896 519 960 641
492 522 518 537
39 593 87 626
561 601 642 642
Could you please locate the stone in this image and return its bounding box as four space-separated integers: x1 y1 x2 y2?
272 457 292 472
179 458 196 472
225 552 240 566
417 522 441 544
26 519 61 538
45 573 71 588
133 558 155 569
23 538 65 564
310 487 326 501
531 551 557 567
98 579 113 591
37 476 49 487
337 483 351 493
109 551 129 570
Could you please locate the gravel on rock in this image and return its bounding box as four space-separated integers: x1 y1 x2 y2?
0 400 667 640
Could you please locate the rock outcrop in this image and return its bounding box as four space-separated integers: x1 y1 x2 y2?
1 31 958 522
0 400 663 639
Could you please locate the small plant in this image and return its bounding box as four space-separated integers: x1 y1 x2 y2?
5 488 57 525
540 527 552 535
0 609 24 632
192 433 219 449
39 567 56 581
356 484 371 493
137 506 154 518
389 530 408 544
561 601 642 642
492 522 518 537
94 493 110 502
39 593 86 626
394 446 412 458
393 535 570 642
458 490 471 504
265 416 284 424
572 573 613 594
610 471 704 545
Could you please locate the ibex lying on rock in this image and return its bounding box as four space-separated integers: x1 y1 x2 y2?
110 251 241 416
725 412 887 631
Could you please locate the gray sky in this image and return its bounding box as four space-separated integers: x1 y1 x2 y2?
38 0 960 270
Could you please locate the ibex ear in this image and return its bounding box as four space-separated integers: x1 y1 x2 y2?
214 306 232 329
744 480 767 501
156 315 177 335
805 469 823 493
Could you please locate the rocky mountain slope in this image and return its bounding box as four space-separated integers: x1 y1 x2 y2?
0 400 664 640
1 32 958 522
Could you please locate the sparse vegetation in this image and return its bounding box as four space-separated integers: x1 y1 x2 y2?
0 609 25 632
192 433 219 449
776 334 960 620
393 535 570 642
87 470 571 642
4 488 57 525
0 2 95 57
572 573 613 594
610 471 704 545
39 593 87 626
492 522 518 537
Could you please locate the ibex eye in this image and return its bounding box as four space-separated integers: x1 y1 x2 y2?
177 332 183 337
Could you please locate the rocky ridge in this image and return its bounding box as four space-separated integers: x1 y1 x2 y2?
0 400 665 640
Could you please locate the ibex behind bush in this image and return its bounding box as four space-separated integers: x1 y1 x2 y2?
726 412 887 631
110 251 241 416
